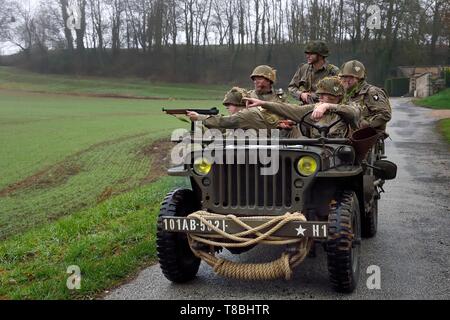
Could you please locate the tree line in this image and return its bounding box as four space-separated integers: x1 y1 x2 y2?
0 0 449 86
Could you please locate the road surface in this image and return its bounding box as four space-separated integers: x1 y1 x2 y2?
106 98 450 300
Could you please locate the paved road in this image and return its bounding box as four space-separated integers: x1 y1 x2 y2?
106 98 450 300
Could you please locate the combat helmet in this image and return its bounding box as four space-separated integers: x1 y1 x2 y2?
304 40 330 57
339 60 366 79
223 87 248 107
250 65 277 83
316 77 345 97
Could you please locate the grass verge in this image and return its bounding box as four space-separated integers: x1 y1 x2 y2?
0 176 188 300
437 119 450 144
413 89 450 143
413 89 450 109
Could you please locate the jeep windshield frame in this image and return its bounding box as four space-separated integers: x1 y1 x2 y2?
177 137 351 146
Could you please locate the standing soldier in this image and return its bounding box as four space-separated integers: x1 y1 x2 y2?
288 40 339 105
339 60 392 132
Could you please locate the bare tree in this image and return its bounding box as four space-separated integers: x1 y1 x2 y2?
0 0 15 41
1 0 448 85
108 0 124 55
88 0 105 51
32 3 63 52
211 0 227 45
5 1 34 56
74 0 87 52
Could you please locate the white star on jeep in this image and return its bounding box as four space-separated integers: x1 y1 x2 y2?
295 224 307 236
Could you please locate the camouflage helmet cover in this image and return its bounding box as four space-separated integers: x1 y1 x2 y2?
339 60 366 79
223 87 248 107
250 65 277 83
316 76 345 97
304 40 330 57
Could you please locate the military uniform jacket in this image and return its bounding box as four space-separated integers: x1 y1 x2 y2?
199 108 280 133
247 89 288 125
262 101 360 138
288 62 339 102
197 90 288 136
343 81 392 131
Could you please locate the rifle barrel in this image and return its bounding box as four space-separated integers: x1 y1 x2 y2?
162 107 219 115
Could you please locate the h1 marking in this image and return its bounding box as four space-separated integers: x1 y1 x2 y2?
312 224 327 237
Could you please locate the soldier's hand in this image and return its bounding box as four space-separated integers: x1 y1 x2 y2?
277 120 297 130
301 92 311 103
186 111 200 121
243 97 264 109
359 120 370 129
312 103 330 121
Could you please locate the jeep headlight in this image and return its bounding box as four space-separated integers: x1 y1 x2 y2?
297 156 318 177
193 158 212 176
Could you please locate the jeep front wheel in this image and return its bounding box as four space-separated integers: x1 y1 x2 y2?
327 191 361 293
156 189 201 283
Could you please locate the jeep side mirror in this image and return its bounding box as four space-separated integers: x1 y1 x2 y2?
373 160 397 180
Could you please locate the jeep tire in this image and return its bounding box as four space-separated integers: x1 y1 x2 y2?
327 191 361 293
157 189 201 283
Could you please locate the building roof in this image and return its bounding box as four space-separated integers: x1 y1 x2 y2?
397 66 449 78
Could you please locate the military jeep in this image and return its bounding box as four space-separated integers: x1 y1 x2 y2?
156 113 397 293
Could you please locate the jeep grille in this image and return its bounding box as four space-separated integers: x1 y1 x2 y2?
209 153 296 215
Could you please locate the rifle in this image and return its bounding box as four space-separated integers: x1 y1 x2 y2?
163 107 220 132
162 107 220 115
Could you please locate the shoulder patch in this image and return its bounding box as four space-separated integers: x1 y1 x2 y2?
368 85 386 97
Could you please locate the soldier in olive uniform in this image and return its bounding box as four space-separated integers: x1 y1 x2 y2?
245 77 360 138
248 65 287 103
221 87 246 115
288 40 340 105
190 66 292 136
187 87 281 134
339 60 392 132
247 65 289 128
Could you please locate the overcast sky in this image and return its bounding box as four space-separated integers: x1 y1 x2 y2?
0 0 36 54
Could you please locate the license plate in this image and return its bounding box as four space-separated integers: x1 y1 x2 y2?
160 216 329 239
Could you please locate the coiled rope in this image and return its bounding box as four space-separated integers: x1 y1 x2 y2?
187 211 313 281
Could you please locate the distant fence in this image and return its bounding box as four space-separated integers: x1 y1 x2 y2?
384 77 410 97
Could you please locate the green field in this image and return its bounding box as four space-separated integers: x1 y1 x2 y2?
0 90 222 239
0 67 228 299
414 88 450 109
0 66 228 100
